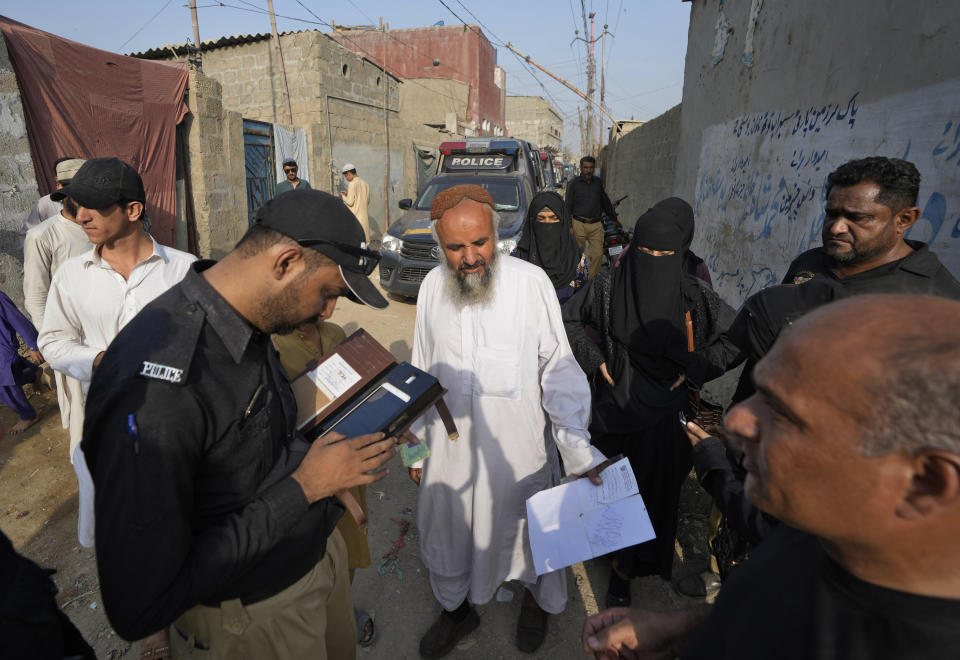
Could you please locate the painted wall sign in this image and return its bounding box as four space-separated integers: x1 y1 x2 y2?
692 78 960 306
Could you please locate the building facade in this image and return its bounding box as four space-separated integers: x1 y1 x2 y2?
505 95 563 150
331 24 505 137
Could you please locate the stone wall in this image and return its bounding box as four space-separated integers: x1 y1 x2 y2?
0 36 38 308
181 71 247 259
675 0 960 307
601 105 681 229
505 95 563 150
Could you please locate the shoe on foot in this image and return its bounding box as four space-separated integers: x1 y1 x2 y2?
605 571 631 608
516 602 549 653
354 607 376 647
674 570 722 598
419 607 480 659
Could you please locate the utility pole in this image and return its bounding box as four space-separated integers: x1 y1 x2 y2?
577 108 586 160
502 42 614 124
600 23 607 154
189 0 202 70
266 0 294 125
579 2 596 159
382 19 391 230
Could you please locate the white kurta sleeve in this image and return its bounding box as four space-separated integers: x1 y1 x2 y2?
22 227 53 326
38 270 100 383
535 275 606 476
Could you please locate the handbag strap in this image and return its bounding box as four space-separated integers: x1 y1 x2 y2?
685 310 694 352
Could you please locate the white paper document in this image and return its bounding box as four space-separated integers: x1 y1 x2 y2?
307 353 361 400
526 457 655 576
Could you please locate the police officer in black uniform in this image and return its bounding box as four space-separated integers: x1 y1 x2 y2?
782 156 960 298
82 190 399 658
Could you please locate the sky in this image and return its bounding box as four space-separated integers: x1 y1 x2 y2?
2 1 690 153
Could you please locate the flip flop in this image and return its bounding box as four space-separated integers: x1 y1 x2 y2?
355 607 376 647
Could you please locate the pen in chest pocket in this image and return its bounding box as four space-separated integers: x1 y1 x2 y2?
127 413 140 454
244 383 265 419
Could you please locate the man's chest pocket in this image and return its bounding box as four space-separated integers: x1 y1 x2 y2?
229 394 279 484
473 346 522 399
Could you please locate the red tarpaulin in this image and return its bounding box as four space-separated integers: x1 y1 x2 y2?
0 17 190 247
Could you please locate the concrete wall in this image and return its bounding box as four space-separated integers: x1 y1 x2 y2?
601 105 682 228
181 71 247 259
183 31 400 129
332 25 505 135
676 0 960 307
150 31 460 240
0 36 38 308
399 78 469 130
505 95 563 150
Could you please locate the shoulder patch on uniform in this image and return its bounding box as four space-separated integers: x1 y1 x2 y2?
791 270 816 284
140 361 184 383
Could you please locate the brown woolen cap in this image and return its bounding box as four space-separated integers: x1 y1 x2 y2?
430 184 496 220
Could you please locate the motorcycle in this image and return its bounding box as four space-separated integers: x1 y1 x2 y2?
602 195 631 265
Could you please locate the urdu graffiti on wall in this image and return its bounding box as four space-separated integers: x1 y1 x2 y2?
691 78 960 307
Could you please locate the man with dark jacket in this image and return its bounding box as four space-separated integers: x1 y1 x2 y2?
783 156 960 297
564 156 618 277
82 190 399 658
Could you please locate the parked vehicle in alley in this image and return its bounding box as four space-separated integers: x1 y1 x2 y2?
437 138 549 192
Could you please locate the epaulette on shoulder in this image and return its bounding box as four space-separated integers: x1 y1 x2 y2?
129 297 205 386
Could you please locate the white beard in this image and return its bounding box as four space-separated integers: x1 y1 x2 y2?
443 249 499 308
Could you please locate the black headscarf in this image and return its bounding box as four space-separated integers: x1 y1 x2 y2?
610 197 699 382
515 191 582 289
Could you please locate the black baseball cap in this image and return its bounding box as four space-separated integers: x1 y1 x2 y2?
51 157 146 208
255 189 388 310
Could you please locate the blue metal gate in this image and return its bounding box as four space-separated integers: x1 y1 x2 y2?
243 119 276 224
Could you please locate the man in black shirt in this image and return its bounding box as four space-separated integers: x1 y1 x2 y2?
564 156 618 277
582 295 960 659
783 156 960 297
82 190 399 658
683 158 960 590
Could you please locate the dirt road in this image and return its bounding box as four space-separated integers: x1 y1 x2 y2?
0 284 711 659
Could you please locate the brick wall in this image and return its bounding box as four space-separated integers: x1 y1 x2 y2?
0 36 39 308
181 71 247 259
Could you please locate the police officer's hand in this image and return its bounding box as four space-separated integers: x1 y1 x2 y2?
291 431 397 504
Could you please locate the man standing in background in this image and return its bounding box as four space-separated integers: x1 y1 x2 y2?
22 156 76 238
564 156 618 277
276 157 311 195
23 157 90 446
340 164 371 240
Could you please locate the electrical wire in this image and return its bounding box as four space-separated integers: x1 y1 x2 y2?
118 0 174 52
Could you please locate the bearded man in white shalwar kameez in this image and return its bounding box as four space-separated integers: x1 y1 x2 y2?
408 185 607 658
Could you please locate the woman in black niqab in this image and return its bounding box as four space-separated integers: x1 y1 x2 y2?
611 197 700 383
516 191 585 300
561 196 740 604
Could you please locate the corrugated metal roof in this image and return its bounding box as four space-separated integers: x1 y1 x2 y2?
129 31 274 59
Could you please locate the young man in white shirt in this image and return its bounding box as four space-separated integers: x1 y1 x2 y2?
38 157 196 548
23 158 91 442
